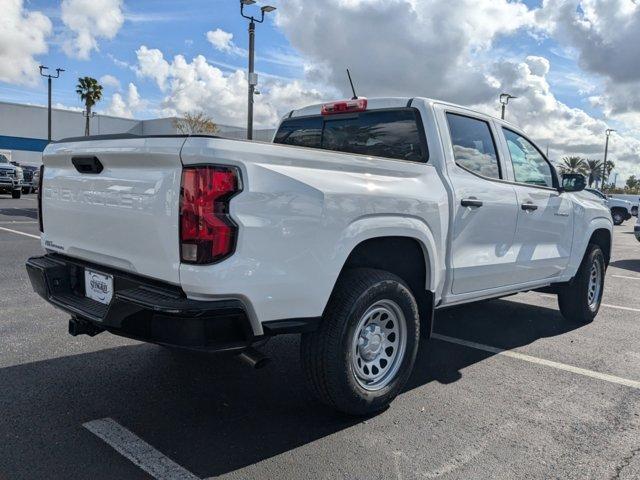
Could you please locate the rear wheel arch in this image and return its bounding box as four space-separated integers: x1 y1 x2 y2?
329 236 434 338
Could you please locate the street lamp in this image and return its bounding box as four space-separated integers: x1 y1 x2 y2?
39 66 65 141
239 0 276 140
601 128 615 189
499 93 517 120
82 111 97 136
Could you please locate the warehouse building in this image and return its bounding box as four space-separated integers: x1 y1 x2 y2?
0 101 275 166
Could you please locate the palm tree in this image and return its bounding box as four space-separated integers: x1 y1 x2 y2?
585 159 603 187
560 156 586 174
76 77 103 136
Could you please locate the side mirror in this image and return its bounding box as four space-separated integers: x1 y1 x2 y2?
561 173 586 192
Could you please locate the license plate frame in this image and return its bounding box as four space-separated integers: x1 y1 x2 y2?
84 269 114 305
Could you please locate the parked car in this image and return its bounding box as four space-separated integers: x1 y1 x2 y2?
585 188 632 225
635 215 640 242
0 153 23 198
20 165 40 194
27 97 612 415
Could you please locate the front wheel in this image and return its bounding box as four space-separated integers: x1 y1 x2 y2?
11 189 21 199
612 210 624 225
301 268 420 416
558 244 605 324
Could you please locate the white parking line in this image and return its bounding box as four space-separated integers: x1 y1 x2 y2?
0 226 40 239
537 293 640 313
432 333 640 390
83 418 200 480
611 274 640 281
0 221 37 224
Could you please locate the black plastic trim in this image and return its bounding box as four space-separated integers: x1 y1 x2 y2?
262 317 321 335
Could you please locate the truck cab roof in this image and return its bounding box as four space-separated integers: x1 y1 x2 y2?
287 96 520 128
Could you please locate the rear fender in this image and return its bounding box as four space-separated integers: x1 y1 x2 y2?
333 215 441 295
562 216 612 280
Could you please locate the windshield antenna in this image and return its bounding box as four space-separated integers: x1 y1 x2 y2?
347 68 358 99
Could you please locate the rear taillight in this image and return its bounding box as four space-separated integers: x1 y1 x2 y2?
321 98 368 115
38 165 44 233
180 165 241 264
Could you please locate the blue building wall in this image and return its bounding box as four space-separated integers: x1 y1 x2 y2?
0 135 48 153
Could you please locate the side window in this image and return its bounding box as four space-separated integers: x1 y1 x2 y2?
503 129 554 188
446 113 501 179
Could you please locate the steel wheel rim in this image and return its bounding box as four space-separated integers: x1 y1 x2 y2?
587 259 602 310
351 299 407 391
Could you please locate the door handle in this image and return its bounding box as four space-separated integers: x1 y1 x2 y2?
521 203 538 211
461 198 483 208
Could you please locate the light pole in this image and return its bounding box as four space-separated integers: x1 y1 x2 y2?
39 66 65 141
240 0 276 140
83 111 96 136
499 93 517 120
601 128 615 190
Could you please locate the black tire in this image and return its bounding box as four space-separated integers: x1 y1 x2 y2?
11 189 21 199
301 268 420 416
558 244 605 324
611 209 624 225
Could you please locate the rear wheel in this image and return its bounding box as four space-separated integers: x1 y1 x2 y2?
301 268 420 416
558 244 605 324
11 189 21 199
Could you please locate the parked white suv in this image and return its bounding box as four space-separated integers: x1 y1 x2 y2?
27 97 612 415
585 188 633 225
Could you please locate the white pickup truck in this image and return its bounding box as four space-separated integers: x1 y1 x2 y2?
27 97 612 415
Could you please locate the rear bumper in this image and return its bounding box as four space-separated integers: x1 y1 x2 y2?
26 254 256 352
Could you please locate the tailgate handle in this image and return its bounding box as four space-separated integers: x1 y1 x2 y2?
72 156 103 174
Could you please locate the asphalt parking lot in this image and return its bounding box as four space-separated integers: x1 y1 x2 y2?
1 195 639 480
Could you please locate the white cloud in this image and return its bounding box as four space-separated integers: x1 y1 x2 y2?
61 0 124 59
0 0 52 85
134 46 323 127
206 28 245 56
105 83 145 118
99 74 121 90
136 46 172 91
538 0 640 115
275 0 535 104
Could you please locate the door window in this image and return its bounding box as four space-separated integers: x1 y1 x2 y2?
503 129 554 188
446 113 501 179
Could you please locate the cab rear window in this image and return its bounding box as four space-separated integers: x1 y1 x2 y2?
274 108 428 163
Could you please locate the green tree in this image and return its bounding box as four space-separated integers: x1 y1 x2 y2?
584 159 603 187
76 77 103 136
625 175 640 193
560 156 587 174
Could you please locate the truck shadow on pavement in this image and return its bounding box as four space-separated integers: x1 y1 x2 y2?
609 259 640 274
0 207 38 219
0 298 582 479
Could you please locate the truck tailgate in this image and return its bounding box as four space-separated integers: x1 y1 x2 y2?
41 137 186 284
